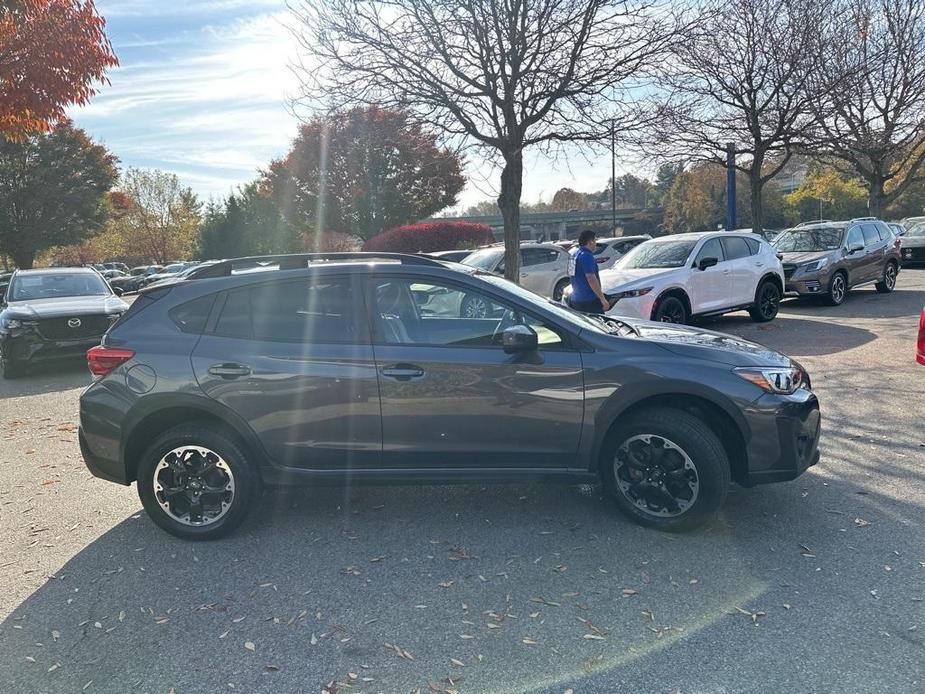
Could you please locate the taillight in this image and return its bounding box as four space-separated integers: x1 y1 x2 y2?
917 310 925 365
87 345 135 377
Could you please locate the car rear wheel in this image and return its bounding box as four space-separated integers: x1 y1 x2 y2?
651 295 688 324
552 278 570 302
748 280 781 322
825 271 848 306
875 262 897 293
137 424 260 540
459 293 490 318
601 407 730 532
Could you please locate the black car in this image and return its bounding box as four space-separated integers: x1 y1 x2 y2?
79 252 820 540
1 268 128 378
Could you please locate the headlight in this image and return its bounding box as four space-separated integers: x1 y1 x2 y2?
734 366 804 394
1 317 25 330
801 257 828 272
609 286 654 300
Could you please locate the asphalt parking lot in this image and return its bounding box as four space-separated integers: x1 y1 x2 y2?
1 270 923 694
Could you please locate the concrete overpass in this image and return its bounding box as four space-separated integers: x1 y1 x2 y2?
434 208 660 242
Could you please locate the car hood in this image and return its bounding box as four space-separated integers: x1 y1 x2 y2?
599 267 681 292
615 318 793 367
900 235 925 248
777 250 835 264
3 295 128 320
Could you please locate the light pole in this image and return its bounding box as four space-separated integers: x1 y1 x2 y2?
611 120 616 233
726 142 736 230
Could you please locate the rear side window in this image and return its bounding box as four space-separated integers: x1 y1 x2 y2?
721 236 752 260
212 278 360 344
877 224 893 241
109 286 172 331
861 224 880 246
521 248 559 266
169 294 216 334
744 237 761 254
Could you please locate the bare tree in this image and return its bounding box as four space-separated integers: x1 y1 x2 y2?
650 0 831 233
812 0 925 217
291 0 689 280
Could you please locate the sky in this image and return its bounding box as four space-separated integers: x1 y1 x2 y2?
72 0 623 212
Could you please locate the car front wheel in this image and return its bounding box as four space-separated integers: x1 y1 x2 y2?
748 280 781 322
651 295 688 324
601 407 730 532
826 271 848 306
136 424 260 540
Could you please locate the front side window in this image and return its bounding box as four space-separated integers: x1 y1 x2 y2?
846 226 863 249
694 238 726 264
373 279 563 348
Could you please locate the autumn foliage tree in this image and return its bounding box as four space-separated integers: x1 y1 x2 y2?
265 107 465 241
0 120 117 268
0 1 117 139
120 168 201 264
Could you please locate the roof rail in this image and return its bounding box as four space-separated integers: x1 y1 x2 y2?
794 219 834 227
185 252 446 280
849 216 878 223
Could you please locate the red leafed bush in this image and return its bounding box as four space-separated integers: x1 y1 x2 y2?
362 221 495 253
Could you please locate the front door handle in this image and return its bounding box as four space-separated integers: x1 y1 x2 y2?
208 363 251 379
381 364 425 381
722 269 731 275
755 261 764 267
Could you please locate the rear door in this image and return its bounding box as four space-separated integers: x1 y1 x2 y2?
688 237 732 313
719 235 760 305
861 223 887 282
367 275 584 470
191 275 382 470
520 247 563 296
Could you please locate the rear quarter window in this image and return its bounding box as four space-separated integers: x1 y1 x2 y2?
169 294 217 334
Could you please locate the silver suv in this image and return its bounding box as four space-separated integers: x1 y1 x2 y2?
462 242 571 300
772 218 902 305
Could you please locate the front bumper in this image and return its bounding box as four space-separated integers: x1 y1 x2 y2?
740 388 820 486
603 293 655 320
901 245 925 263
2 332 103 366
784 278 826 295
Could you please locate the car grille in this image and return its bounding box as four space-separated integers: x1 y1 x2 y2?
37 315 112 340
782 263 798 279
902 247 925 261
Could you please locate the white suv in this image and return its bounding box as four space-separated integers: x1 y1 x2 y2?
564 231 785 324
462 242 571 299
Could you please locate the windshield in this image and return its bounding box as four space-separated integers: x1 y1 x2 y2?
773 227 844 251
162 263 186 273
9 272 111 301
906 223 925 237
618 239 697 269
462 248 502 271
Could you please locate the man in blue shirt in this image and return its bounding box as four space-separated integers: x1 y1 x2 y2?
569 229 612 314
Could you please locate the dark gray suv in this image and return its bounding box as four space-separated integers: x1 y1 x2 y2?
78 253 820 539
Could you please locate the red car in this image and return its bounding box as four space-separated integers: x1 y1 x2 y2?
918 307 925 364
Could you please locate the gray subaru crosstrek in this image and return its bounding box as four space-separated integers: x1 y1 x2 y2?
78 253 820 540
773 218 901 305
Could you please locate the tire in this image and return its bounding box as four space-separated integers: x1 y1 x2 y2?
651 294 688 324
136 424 261 540
748 280 781 322
552 278 570 302
459 293 490 319
1 352 22 379
601 407 730 532
875 261 897 293
825 271 848 306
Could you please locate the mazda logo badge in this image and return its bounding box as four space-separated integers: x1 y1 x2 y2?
68 318 82 328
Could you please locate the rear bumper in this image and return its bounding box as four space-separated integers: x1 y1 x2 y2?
79 381 132 485
79 426 130 485
740 389 821 486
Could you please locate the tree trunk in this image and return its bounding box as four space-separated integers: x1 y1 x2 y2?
867 179 885 218
11 250 34 270
749 174 763 235
497 147 523 283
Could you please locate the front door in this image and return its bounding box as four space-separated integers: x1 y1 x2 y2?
688 238 733 313
368 276 584 469
191 275 382 470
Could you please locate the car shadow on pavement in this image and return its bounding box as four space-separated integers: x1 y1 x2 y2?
698 314 878 357
0 360 91 400
1 469 922 694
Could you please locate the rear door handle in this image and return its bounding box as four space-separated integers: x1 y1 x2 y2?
381 364 425 381
208 363 251 378
755 262 764 267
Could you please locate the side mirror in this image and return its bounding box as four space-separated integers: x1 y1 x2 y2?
848 243 864 254
697 257 719 271
111 286 124 296
502 324 538 354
